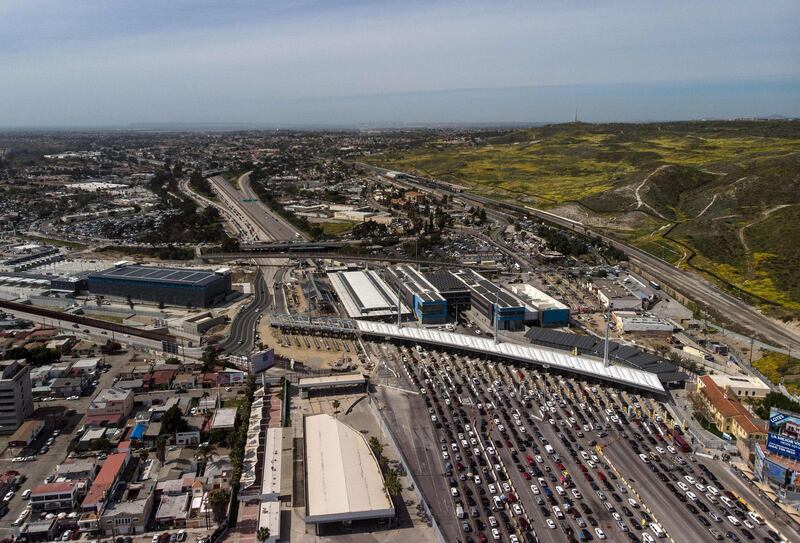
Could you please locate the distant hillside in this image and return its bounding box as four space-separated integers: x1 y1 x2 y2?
371 120 800 318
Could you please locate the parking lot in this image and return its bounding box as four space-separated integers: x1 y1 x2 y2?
373 342 789 543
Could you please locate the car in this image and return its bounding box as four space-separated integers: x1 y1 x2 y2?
66 395 80 401
62 531 73 541
509 536 520 543
461 521 471 533
595 528 607 540
3 491 14 502
642 533 655 543
546 519 556 529
726 532 740 542
708 528 724 540
491 528 501 540
488 516 498 527
727 516 741 526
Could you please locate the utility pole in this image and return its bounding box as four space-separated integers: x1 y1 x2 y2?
603 304 612 367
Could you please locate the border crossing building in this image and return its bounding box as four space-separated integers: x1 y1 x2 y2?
452 269 527 331
328 270 410 321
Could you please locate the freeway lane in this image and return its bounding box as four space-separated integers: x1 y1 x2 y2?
239 172 309 241
359 162 800 349
220 268 271 355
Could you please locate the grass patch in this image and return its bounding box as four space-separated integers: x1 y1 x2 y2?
18 234 87 249
223 397 246 409
319 220 358 237
695 413 735 440
753 351 800 395
84 313 126 324
224 172 241 190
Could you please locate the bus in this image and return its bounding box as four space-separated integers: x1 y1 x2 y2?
672 432 691 453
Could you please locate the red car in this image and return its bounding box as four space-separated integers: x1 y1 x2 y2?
522 472 531 480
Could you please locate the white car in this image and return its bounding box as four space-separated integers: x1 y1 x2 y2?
512 503 523 516
3 491 14 502
546 519 556 529
667 446 677 454
491 528 501 541
642 532 655 542
530 484 539 495
488 484 497 494
595 528 607 540
727 516 741 526
677 482 689 491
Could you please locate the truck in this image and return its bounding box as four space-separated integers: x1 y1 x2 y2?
456 504 465 519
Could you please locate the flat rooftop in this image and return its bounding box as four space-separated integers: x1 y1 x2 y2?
390 264 445 303
453 269 526 309
329 270 409 318
297 373 366 389
304 414 394 523
358 321 665 394
89 264 224 287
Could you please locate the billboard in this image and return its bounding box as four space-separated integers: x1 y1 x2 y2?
767 409 800 462
249 348 275 373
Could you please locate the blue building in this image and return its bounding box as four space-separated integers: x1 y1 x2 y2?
452 269 528 331
386 265 449 324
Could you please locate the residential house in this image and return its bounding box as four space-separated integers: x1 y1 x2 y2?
154 493 190 528
30 481 83 511
51 376 89 398
100 481 155 536
71 340 100 356
86 388 134 427
81 451 129 513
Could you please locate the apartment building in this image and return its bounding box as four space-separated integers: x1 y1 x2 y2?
0 359 34 434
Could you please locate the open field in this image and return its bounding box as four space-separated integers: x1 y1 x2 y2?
372 121 800 317
754 351 800 395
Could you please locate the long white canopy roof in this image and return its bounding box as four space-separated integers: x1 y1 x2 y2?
357 321 665 394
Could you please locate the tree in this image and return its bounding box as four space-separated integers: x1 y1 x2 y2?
201 347 218 372
160 405 188 435
208 488 231 523
368 436 383 460
195 442 217 465
100 340 122 354
256 527 271 543
384 469 402 497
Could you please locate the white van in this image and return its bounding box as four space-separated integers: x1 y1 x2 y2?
650 523 665 538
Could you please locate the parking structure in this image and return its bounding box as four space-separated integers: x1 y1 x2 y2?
379 342 786 543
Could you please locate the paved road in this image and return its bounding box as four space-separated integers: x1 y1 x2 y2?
209 174 304 242
239 172 309 241
358 162 800 350
219 268 271 355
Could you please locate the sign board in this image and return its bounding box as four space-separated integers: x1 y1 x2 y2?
767 408 800 462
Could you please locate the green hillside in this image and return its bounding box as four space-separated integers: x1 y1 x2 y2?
371 121 800 317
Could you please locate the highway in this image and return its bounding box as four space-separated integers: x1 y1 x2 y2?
219 267 271 356
239 172 309 241
359 162 800 349
219 263 291 356
209 173 305 242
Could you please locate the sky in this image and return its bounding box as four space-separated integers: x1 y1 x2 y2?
1 0 799 127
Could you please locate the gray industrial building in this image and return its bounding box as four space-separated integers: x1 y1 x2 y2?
0 359 34 434
88 263 232 308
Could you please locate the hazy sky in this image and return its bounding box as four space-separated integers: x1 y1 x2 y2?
1 0 799 126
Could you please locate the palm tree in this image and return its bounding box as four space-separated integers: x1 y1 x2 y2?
256 527 270 543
